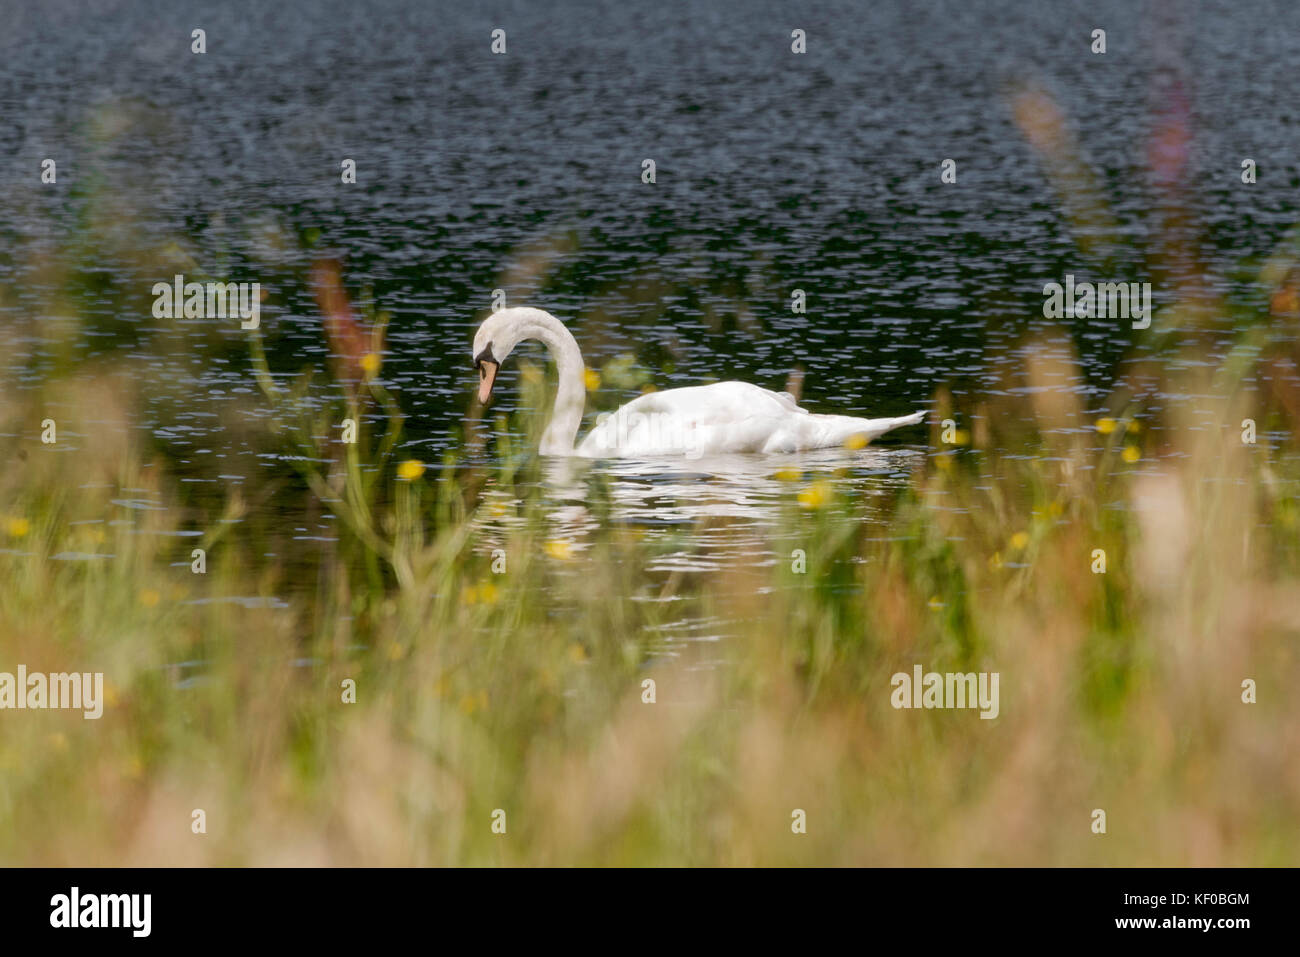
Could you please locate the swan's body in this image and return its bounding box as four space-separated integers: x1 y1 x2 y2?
472 307 926 458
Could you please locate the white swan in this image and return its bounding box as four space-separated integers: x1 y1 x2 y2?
472 307 927 457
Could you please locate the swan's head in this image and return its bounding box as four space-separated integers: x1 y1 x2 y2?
471 306 565 404
471 310 520 405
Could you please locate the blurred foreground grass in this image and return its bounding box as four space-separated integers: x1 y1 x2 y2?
1 299 1298 866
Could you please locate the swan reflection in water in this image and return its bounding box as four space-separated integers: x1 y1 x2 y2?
472 445 928 576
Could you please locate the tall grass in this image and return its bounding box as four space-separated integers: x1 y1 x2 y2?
1 290 1298 865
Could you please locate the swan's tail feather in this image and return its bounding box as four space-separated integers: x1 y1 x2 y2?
812 410 927 447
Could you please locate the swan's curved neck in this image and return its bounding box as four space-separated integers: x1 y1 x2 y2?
521 311 586 455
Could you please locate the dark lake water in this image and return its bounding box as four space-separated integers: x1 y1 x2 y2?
2 0 1298 606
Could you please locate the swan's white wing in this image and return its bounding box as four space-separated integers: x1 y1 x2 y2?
575 381 924 457
626 382 810 422
575 382 794 457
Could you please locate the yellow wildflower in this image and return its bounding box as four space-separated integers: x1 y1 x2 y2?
463 582 501 606
543 540 574 560
397 459 426 481
797 481 832 509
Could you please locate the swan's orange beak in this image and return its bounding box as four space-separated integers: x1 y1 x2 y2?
477 360 499 404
